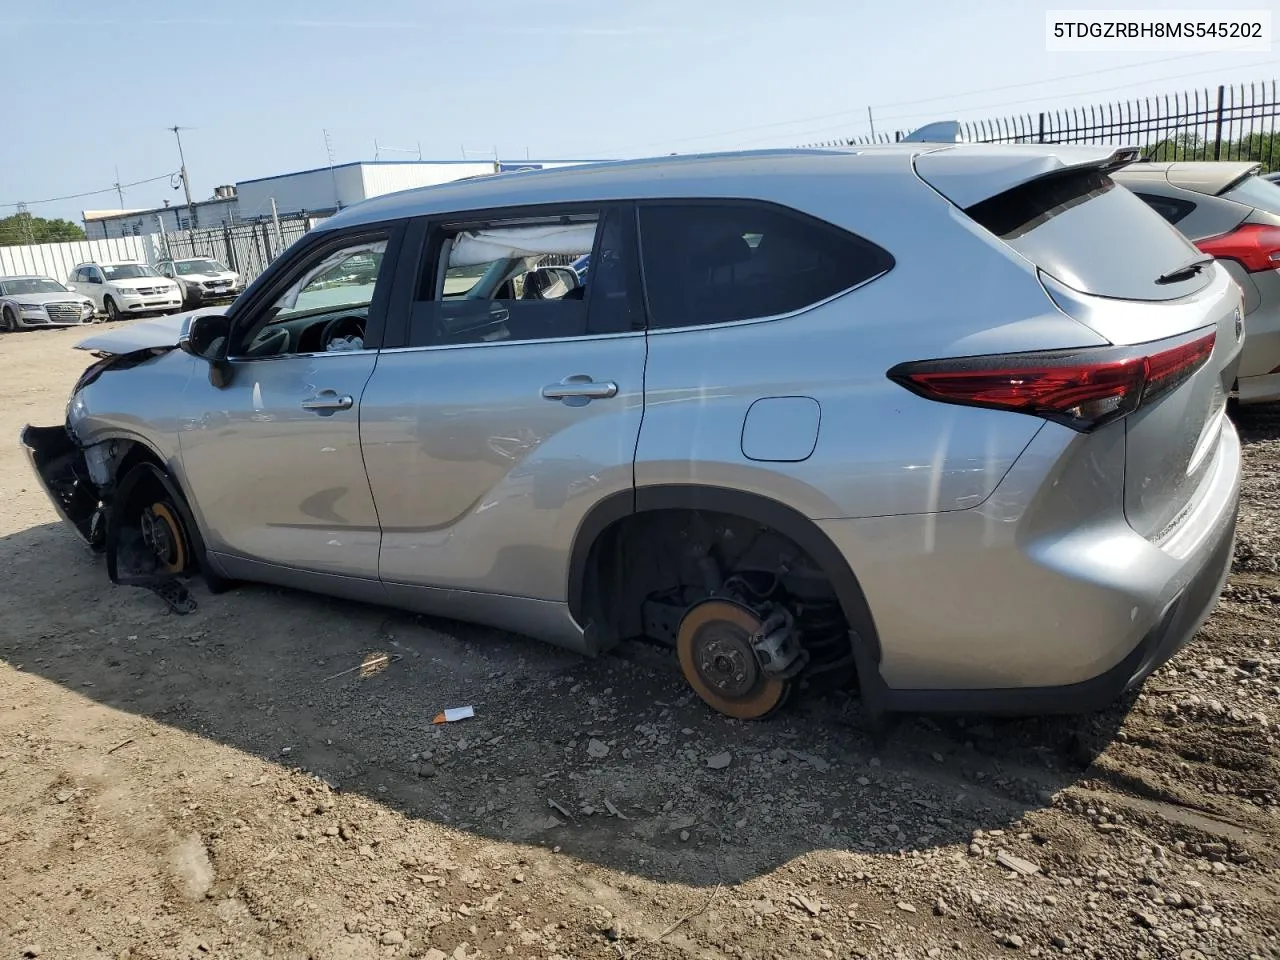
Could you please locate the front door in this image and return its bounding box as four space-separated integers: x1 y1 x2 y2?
360 204 648 602
178 226 399 580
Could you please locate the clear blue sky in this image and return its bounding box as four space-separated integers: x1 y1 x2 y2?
2 0 1277 223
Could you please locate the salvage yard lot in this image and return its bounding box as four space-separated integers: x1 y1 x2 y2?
1 324 1279 960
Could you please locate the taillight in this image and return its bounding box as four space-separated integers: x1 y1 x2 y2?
1195 223 1280 273
887 328 1217 432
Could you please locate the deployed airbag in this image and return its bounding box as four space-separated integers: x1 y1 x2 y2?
449 224 596 268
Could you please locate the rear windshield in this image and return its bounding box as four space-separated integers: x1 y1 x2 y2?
965 168 1209 302
1220 173 1280 215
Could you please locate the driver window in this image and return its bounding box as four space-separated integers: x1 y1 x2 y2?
233 235 388 359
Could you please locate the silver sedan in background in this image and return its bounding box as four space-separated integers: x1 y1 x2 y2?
0 275 96 331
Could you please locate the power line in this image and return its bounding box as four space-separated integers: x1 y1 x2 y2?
774 59 1280 146
611 53 1218 154
1 172 178 210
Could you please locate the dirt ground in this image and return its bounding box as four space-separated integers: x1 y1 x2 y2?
1 324 1278 960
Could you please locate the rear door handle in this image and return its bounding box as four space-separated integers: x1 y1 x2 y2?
541 375 619 404
301 391 354 412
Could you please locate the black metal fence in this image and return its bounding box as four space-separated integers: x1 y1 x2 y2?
159 213 313 283
804 80 1280 171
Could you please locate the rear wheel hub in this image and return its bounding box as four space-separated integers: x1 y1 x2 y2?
676 600 788 720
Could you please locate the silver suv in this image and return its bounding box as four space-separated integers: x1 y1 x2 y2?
22 145 1243 721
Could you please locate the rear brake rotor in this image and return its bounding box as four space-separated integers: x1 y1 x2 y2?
140 501 187 575
676 599 789 720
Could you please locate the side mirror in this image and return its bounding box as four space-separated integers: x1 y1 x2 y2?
179 313 234 386
89 276 103 285
524 265 581 300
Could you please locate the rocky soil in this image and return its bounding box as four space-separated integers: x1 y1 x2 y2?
1 325 1277 960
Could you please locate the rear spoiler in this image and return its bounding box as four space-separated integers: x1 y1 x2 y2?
911 144 1140 210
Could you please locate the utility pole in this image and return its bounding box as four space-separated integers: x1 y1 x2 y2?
170 125 195 226
114 166 125 208
269 197 283 251
867 106 876 140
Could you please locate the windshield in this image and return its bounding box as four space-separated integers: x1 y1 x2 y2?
176 259 227 276
102 264 159 280
0 278 68 295
1221 174 1280 215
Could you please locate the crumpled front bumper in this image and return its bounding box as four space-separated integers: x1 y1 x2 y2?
20 423 102 547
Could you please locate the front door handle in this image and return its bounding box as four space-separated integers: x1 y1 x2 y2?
541 375 619 404
301 391 354 412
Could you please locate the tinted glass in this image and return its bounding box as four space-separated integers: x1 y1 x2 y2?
638 202 892 329
1134 192 1197 226
966 169 1208 302
1221 174 1280 215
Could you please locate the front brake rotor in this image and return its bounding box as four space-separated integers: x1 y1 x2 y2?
676 599 789 720
139 501 187 575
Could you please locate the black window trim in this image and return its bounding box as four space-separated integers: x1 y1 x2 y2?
634 196 896 334
383 200 647 352
1132 191 1197 226
223 218 407 360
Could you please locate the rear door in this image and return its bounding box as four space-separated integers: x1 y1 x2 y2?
360 203 647 604
924 154 1244 542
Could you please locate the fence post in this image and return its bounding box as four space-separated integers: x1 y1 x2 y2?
262 222 273 261
223 223 236 274
1037 112 1046 143
1213 84 1225 160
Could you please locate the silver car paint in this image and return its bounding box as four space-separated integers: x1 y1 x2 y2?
363 334 645 600
38 145 1244 702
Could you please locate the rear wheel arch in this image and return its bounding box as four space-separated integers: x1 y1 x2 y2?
569 484 882 664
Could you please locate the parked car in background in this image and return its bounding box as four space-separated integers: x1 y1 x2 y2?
0 275 96 331
24 145 1242 723
156 256 244 309
67 261 183 322
1113 161 1280 404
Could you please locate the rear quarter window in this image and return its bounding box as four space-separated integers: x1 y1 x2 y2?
638 201 893 329
965 168 1208 302
1133 191 1197 226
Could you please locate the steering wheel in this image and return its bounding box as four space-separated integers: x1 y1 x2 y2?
320 314 366 350
245 326 290 358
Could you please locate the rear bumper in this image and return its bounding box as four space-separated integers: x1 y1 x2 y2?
1236 370 1280 405
819 418 1242 715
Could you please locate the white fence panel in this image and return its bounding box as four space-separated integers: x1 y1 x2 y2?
0 236 157 283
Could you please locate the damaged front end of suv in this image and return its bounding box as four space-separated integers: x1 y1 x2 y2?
21 315 221 613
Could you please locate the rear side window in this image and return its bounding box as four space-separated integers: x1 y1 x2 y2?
638 201 893 329
966 169 1208 302
1133 192 1196 226
1220 174 1280 215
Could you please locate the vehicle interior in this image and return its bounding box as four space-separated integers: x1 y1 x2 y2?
236 244 385 358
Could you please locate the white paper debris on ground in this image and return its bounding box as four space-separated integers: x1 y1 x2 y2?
432 705 475 725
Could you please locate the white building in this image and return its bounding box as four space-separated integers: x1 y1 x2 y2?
233 159 599 218
84 160 603 239
84 188 240 239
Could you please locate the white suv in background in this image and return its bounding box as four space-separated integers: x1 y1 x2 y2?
156 256 244 309
68 261 183 322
